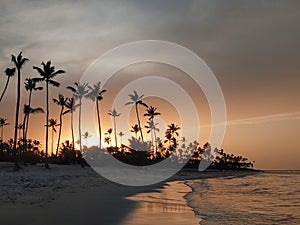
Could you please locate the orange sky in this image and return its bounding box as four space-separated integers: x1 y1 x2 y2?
0 0 299 169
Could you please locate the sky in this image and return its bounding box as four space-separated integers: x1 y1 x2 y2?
0 0 299 169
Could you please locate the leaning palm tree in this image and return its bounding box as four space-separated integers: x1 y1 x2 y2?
0 68 16 102
67 82 89 153
125 91 148 141
63 97 79 150
144 106 161 150
108 109 121 148
130 124 140 139
47 118 59 157
0 118 9 141
33 61 65 169
53 94 68 157
11 52 28 170
86 82 107 148
24 78 43 139
22 104 44 140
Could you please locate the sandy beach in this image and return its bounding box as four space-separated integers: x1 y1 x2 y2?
0 162 259 225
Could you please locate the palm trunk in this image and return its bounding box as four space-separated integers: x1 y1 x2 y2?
13 68 20 171
1 126 3 141
114 117 117 148
22 115 26 142
55 107 63 157
45 82 50 169
51 128 54 157
0 77 10 102
79 98 82 152
71 111 75 150
135 104 144 141
96 100 102 148
24 90 32 139
153 119 158 152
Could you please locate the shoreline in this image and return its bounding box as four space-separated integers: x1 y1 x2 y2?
0 162 261 225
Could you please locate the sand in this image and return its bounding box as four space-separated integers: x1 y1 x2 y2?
0 162 258 225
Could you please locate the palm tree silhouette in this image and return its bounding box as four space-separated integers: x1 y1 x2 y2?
63 97 79 150
24 78 43 140
0 118 9 141
108 109 121 148
164 130 173 150
11 52 28 170
145 120 159 150
104 136 111 146
130 124 140 139
118 131 125 146
125 91 148 142
82 131 91 147
167 123 180 138
53 94 68 157
106 128 113 140
67 82 89 153
33 61 65 169
46 118 59 157
166 123 180 150
17 123 24 140
22 104 44 141
86 82 107 148
144 106 161 150
0 68 16 102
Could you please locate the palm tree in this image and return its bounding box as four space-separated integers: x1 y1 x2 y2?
166 123 180 150
22 104 44 141
104 136 111 146
63 97 79 150
144 106 161 150
125 90 148 141
86 82 106 148
0 68 16 102
47 118 59 157
11 52 28 170
167 123 180 138
67 82 89 153
130 124 140 139
108 109 121 148
164 130 173 150
17 123 24 139
24 78 43 139
53 94 68 157
118 131 124 146
33 61 65 169
145 120 159 149
0 118 9 141
82 131 91 146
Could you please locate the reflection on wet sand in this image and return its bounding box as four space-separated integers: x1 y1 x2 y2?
122 181 199 225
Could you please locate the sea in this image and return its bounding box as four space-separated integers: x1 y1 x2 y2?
185 170 300 224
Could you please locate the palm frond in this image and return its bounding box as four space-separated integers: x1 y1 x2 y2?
48 79 60 87
66 86 76 93
50 69 65 78
33 66 45 76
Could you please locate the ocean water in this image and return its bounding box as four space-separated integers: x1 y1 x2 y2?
185 171 300 224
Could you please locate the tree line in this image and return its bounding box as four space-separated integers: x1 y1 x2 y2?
0 51 254 171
